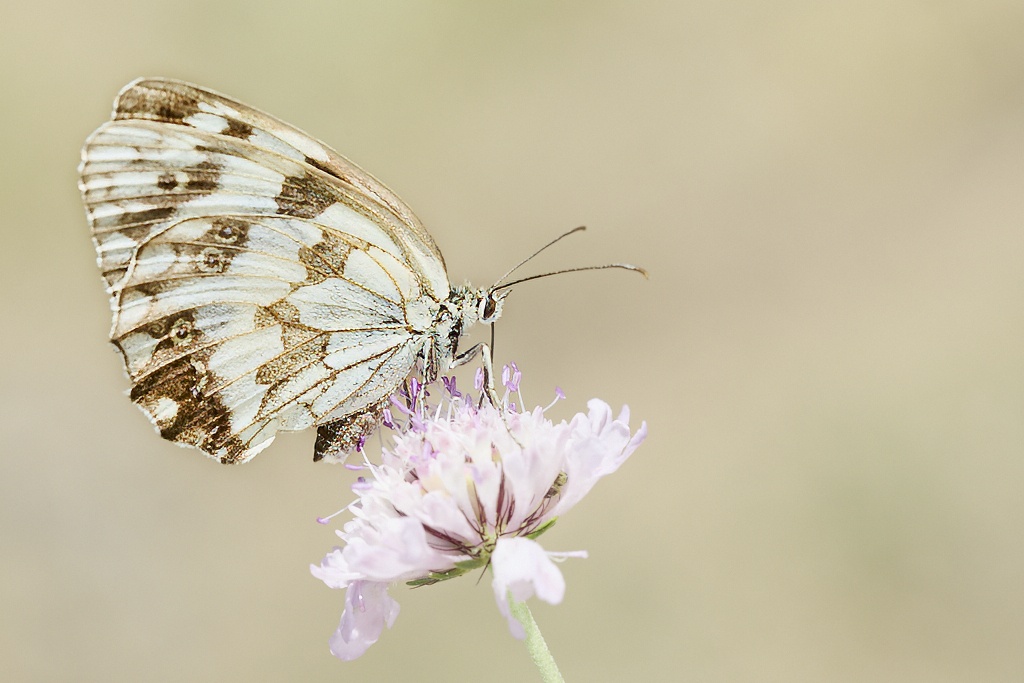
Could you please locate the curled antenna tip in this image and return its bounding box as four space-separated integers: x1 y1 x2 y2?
619 264 648 279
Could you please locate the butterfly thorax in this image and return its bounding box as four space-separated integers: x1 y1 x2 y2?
419 284 506 382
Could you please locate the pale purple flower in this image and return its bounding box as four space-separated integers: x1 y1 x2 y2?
311 367 647 660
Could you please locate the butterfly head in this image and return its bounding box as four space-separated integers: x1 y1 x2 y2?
450 285 508 330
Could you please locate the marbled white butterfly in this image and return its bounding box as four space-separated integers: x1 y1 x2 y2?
79 78 641 464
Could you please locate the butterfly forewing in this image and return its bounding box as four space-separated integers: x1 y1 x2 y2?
80 78 452 463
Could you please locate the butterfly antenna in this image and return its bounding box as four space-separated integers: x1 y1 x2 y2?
494 263 647 291
491 226 588 288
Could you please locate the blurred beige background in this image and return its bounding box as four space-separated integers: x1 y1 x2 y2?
2 1 1023 681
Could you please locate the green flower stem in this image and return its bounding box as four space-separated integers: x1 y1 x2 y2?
509 597 564 683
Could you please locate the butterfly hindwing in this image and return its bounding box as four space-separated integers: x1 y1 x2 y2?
80 78 451 463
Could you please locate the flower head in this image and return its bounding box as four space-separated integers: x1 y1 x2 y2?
311 366 646 660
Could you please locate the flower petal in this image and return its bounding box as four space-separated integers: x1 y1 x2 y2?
328 581 400 660
342 515 456 583
311 547 359 589
552 400 647 516
491 537 568 639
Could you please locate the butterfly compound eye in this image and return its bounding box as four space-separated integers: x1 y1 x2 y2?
479 292 503 323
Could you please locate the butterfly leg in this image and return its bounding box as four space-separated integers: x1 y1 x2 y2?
451 342 500 407
450 343 525 446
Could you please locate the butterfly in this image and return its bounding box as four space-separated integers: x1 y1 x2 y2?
80 78 642 465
